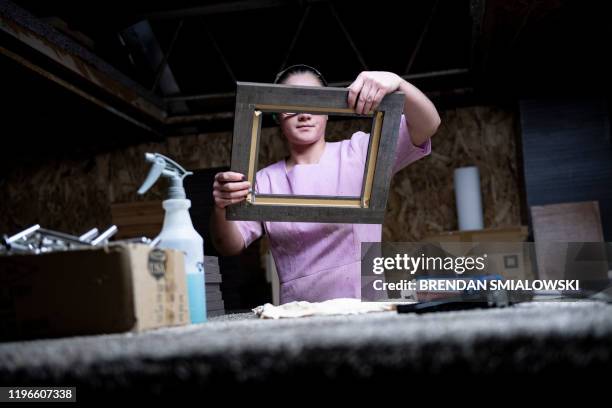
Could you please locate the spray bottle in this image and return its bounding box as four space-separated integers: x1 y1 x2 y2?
138 153 206 323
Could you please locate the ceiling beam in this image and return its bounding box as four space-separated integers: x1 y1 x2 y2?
120 20 189 114
163 69 471 124
164 69 470 104
205 25 236 84
151 19 184 93
405 0 439 75
328 3 368 71
141 0 329 21
0 0 167 128
163 87 475 126
470 0 487 75
278 4 311 72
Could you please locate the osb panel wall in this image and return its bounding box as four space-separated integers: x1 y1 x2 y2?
385 106 522 240
0 132 232 235
0 106 522 241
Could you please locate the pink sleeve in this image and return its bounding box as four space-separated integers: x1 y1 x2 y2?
349 131 370 163
230 167 267 248
234 219 263 248
392 114 432 174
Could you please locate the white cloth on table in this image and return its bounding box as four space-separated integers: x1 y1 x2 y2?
252 298 415 319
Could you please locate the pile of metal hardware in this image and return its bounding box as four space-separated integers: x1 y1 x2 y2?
0 224 160 255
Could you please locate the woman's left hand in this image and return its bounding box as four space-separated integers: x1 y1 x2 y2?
347 71 403 115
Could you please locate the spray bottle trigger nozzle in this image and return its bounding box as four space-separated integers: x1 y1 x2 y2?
137 157 166 195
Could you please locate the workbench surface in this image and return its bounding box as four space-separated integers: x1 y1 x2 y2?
1 300 610 398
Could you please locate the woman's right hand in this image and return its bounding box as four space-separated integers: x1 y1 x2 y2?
212 171 251 209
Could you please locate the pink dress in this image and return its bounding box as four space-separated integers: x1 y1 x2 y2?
235 115 431 303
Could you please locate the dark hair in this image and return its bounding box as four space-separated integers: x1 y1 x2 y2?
274 64 328 86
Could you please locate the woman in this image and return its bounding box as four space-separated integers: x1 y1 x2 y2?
210 64 440 303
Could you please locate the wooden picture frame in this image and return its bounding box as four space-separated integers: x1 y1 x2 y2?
227 81 404 224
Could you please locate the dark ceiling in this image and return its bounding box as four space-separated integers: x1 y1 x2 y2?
11 0 472 92
1 0 610 170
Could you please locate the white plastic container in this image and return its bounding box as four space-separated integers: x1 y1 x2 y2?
453 166 484 231
158 199 206 324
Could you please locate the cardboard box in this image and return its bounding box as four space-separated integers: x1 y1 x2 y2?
409 227 535 302
423 226 535 281
0 243 189 341
424 226 535 280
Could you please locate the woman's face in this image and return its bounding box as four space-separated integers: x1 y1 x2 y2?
279 72 328 146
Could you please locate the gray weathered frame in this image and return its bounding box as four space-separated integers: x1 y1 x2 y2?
227 81 404 224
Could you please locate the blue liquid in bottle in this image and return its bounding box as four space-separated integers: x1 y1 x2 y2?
187 272 207 323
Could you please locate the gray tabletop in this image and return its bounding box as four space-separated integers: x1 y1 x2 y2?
1 300 611 398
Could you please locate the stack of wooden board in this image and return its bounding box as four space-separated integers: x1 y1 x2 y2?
110 201 163 240
205 256 225 317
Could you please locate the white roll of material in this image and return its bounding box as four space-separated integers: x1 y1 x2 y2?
453 166 484 231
